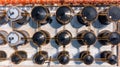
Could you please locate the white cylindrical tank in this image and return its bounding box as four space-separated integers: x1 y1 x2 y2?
7 30 29 47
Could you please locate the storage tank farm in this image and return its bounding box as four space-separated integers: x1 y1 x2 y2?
0 0 120 67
